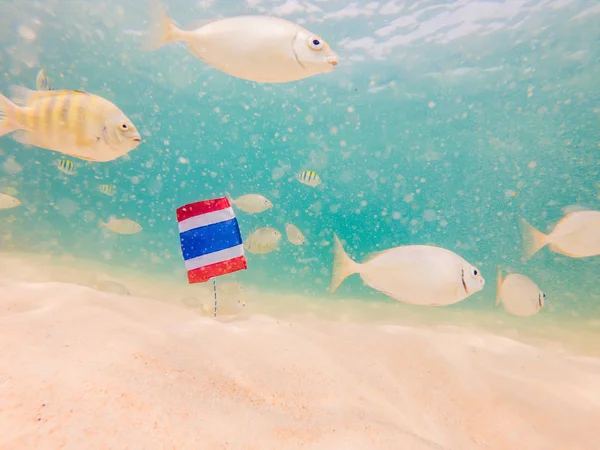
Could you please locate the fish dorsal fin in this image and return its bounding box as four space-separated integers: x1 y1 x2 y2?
36 68 50 91
10 85 37 106
10 86 88 106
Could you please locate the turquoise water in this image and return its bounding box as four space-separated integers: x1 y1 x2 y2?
0 0 599 320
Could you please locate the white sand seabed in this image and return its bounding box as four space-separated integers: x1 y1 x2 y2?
1 252 600 449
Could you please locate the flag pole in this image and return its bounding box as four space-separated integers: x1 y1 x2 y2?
212 277 218 318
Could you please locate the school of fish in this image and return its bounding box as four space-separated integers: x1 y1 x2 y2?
0 1 597 317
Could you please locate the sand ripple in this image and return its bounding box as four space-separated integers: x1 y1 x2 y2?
1 279 599 449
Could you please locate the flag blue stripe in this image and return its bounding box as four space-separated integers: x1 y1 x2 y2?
179 218 243 261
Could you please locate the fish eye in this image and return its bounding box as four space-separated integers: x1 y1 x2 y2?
473 269 478 276
542 292 546 298
120 123 128 130
308 36 323 51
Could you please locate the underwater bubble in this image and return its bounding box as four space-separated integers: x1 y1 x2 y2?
18 25 36 42
423 209 437 222
2 157 22 175
55 198 79 217
82 210 96 222
272 166 286 180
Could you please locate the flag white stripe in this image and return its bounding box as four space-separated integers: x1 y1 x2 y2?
184 245 244 271
178 207 235 233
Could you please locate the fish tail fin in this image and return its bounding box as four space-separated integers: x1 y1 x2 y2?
0 93 21 138
99 220 106 228
225 191 235 205
329 233 361 295
146 1 186 50
518 217 548 261
495 266 503 307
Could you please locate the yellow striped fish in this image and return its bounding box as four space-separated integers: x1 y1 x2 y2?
0 86 141 162
296 170 321 187
98 184 116 196
55 158 77 175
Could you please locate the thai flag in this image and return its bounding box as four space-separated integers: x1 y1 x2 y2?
176 197 247 283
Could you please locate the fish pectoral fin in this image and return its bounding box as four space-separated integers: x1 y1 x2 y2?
75 134 96 148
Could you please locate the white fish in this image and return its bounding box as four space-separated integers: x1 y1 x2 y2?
330 233 485 306
519 210 600 260
244 227 281 254
227 192 272 214
285 223 306 245
495 268 544 317
0 193 22 209
148 2 338 83
100 217 142 235
296 170 321 187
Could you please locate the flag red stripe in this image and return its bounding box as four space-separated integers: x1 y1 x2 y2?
187 255 247 283
176 197 231 222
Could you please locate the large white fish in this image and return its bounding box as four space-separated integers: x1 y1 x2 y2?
330 233 485 306
148 2 338 83
495 268 544 317
518 210 600 260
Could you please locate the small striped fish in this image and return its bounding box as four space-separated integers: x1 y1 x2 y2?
55 158 77 175
98 184 116 196
0 86 141 162
296 170 321 187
